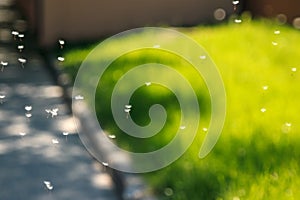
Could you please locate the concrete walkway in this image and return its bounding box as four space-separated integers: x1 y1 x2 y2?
0 1 117 199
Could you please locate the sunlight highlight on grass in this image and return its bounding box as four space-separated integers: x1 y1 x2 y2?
62 18 300 199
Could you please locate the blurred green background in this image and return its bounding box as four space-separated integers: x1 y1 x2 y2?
60 16 300 200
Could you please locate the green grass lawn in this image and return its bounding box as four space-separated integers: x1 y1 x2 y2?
61 17 300 200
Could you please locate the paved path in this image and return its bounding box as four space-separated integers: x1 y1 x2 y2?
0 1 117 199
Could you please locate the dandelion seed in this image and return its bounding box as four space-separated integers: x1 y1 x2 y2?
199 55 206 60
62 132 69 137
58 39 65 49
234 19 242 23
124 105 132 117
74 95 84 100
0 61 8 66
1 61 8 72
272 41 278 46
11 31 19 36
291 67 297 72
43 181 51 185
124 108 131 113
203 127 208 132
44 181 51 185
260 108 266 113
145 82 151 86
46 185 53 190
25 105 32 111
274 30 281 35
52 139 59 144
25 113 32 118
153 44 160 48
62 132 69 136
108 134 116 139
62 132 69 141
51 108 58 117
18 58 26 63
19 132 26 137
262 85 269 90
18 45 24 52
180 126 186 130
232 0 239 5
18 34 24 41
232 0 239 11
1 61 8 66
11 30 18 39
57 56 65 62
102 162 109 167
51 111 58 118
124 107 131 118
1 61 8 65
45 108 59 118
18 58 26 68
43 181 54 191
0 94 5 104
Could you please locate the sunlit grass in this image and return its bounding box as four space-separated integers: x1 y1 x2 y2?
62 18 300 199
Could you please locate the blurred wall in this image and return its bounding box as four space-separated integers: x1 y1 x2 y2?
16 0 36 30
17 0 233 47
245 0 300 23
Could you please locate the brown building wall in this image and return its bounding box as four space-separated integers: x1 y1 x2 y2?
17 0 233 47
245 0 300 23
